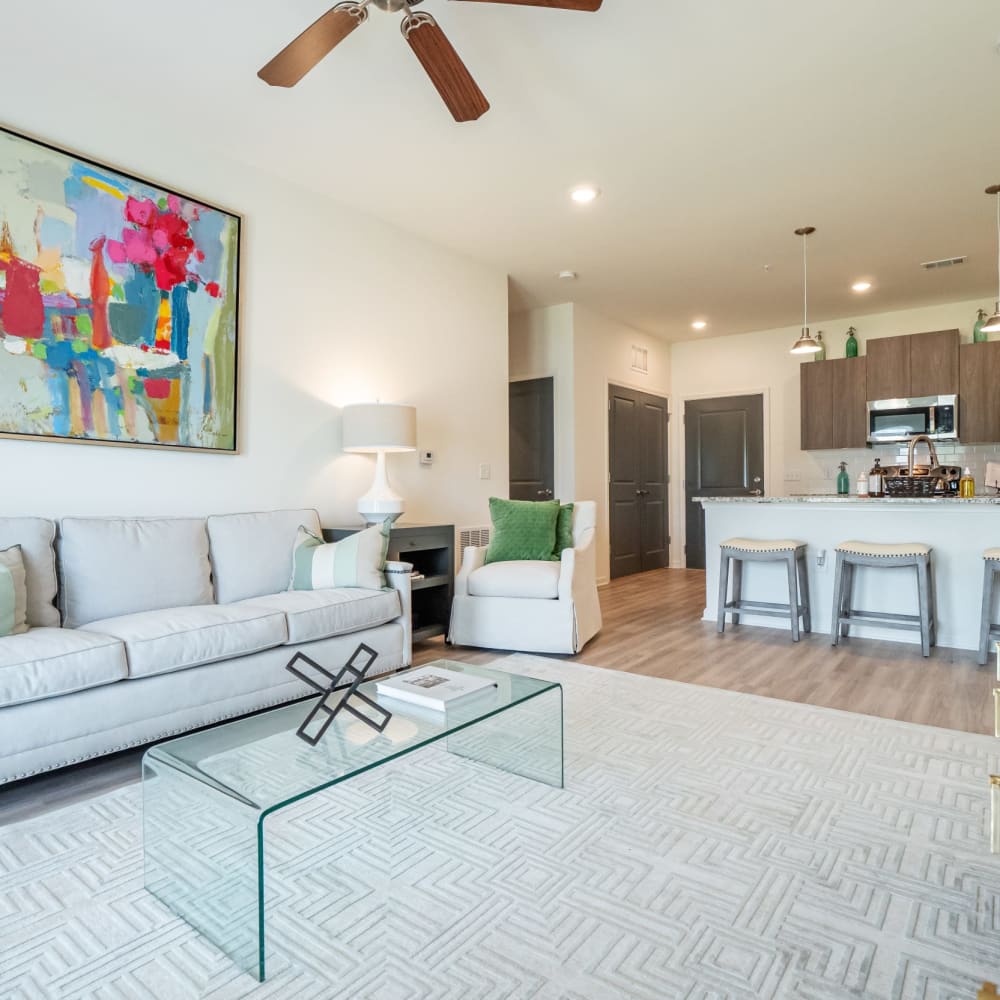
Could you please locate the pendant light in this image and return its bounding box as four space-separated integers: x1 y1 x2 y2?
983 185 1000 334
789 226 822 354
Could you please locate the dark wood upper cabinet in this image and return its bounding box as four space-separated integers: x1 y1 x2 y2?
960 341 1000 443
865 329 958 400
830 357 868 448
800 356 866 450
910 329 959 397
865 335 910 400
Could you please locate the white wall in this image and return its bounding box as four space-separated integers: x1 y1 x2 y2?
0 113 509 531
509 303 671 584
669 296 997 566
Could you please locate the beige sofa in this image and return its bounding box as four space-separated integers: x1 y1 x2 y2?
0 509 411 785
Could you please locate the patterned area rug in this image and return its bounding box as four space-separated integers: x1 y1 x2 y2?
2 656 1000 1000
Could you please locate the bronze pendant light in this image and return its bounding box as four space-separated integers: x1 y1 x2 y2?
790 226 822 354
983 185 1000 334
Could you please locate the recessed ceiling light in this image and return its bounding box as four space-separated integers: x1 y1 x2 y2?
691 320 708 330
570 185 600 205
558 270 578 280
851 280 873 293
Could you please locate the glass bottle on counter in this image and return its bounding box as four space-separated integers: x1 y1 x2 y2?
856 471 869 497
845 326 859 358
812 332 826 361
868 458 885 498
960 467 976 498
836 461 850 495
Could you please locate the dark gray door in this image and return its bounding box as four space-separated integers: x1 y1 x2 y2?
509 378 555 502
684 394 764 570
609 384 669 579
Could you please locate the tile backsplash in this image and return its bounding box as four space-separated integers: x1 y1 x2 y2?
798 444 1000 495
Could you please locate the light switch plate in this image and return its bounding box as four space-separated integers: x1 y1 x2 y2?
420 450 433 466
479 463 491 480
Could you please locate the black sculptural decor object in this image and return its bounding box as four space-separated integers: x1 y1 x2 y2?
285 642 392 746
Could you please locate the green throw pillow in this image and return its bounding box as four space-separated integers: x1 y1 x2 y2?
553 503 575 557
290 521 391 591
485 498 560 564
0 545 28 637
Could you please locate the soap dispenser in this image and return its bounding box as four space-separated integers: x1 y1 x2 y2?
960 467 976 498
836 462 850 495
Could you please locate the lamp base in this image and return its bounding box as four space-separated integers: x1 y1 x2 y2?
357 450 406 525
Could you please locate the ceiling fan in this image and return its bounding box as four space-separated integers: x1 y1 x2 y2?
258 0 603 122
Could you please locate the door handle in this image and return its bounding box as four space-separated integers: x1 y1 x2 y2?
536 489 553 497
635 489 650 496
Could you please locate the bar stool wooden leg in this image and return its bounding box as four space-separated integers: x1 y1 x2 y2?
916 556 931 658
831 551 845 646
841 561 856 638
927 555 937 647
785 551 800 642
979 559 997 666
731 558 743 626
797 549 812 633
717 549 731 634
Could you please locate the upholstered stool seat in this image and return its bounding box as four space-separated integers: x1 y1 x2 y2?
721 537 805 553
831 540 935 657
978 548 1000 665
836 541 931 558
717 538 811 642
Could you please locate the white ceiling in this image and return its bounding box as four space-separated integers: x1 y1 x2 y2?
7 1 1000 341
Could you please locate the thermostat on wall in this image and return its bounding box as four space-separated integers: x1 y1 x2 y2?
420 450 433 466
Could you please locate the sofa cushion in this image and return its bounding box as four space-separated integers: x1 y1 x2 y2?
468 560 561 600
291 523 389 592
79 604 288 679
59 517 213 628
207 509 322 604
0 517 59 627
0 546 28 637
237 588 401 645
0 627 128 708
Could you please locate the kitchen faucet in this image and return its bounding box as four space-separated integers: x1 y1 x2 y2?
907 434 939 475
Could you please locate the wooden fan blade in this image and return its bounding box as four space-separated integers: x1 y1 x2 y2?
404 16 490 122
258 4 366 88
450 0 602 10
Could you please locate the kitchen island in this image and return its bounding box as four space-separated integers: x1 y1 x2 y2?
696 496 1000 652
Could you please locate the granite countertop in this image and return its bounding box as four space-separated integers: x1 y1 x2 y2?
695 494 1000 505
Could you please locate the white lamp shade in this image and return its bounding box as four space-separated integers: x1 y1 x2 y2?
342 404 417 453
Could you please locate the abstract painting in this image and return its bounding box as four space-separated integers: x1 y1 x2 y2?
0 126 240 452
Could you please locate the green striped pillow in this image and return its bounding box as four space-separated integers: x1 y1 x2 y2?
290 522 390 592
0 545 29 637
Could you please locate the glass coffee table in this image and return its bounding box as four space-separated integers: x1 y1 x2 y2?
142 660 563 981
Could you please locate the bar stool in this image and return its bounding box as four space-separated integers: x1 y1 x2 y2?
717 538 811 641
831 541 935 657
978 548 1000 665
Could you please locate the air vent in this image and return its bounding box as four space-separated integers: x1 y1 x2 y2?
921 256 967 270
631 345 649 374
458 525 490 551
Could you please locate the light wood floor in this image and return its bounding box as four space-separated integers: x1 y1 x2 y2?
2 568 994 825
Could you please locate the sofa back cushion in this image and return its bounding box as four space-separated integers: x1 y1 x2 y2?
0 517 60 628
207 509 322 604
59 517 213 628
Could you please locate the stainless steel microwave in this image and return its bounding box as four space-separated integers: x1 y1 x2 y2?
866 394 958 444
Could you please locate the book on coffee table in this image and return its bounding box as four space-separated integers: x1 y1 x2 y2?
376 666 498 711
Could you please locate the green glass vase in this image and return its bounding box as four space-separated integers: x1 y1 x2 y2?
845 326 859 358
975 308 989 344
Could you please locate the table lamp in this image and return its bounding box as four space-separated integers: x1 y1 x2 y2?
342 403 417 523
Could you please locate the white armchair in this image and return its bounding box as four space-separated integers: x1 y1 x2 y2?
448 500 602 655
